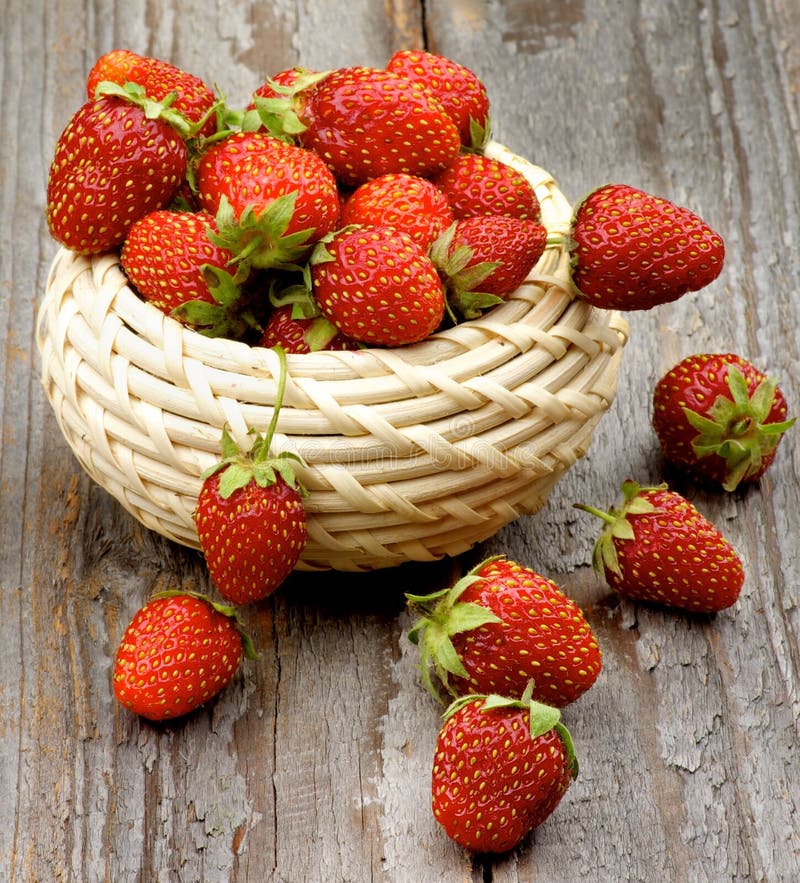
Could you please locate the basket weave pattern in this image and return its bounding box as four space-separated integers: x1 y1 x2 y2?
36 143 628 571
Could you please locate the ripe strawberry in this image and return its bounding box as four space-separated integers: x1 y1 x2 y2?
113 592 256 721
121 209 253 337
47 92 188 254
340 173 454 250
653 353 794 491
196 131 340 270
310 226 446 346
407 556 602 707
430 216 547 319
569 184 725 310
576 480 745 613
386 49 490 148
431 684 578 853
431 152 541 221
296 66 462 186
86 49 218 138
259 304 360 353
195 352 307 604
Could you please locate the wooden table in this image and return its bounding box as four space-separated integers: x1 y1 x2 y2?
5 1 800 880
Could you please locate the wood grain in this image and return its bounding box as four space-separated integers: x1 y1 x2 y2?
2 0 799 880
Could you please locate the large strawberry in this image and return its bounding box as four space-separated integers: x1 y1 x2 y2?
431 683 578 853
430 216 547 319
47 91 189 254
194 349 308 604
121 209 253 337
195 131 340 270
86 49 218 138
340 173 454 251
653 353 794 491
431 152 541 221
407 556 602 707
113 591 256 721
386 49 490 148
569 183 725 310
309 225 446 346
576 480 745 613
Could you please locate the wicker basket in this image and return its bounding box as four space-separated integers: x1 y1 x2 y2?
36 142 629 572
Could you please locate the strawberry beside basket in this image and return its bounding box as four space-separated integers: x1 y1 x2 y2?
36 142 628 572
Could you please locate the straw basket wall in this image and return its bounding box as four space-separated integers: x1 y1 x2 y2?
36 142 629 571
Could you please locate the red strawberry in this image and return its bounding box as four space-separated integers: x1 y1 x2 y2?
113 592 255 721
430 216 547 319
576 480 745 613
259 304 360 353
431 684 578 853
407 556 602 707
121 209 253 337
47 93 188 254
309 226 446 346
195 352 308 604
431 152 541 221
196 131 340 270
569 184 725 310
386 49 490 148
86 49 218 138
295 66 462 186
653 353 794 490
340 173 454 250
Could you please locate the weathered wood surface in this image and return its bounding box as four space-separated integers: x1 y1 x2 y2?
3 0 800 880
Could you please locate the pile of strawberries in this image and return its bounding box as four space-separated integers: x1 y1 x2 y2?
45 48 795 857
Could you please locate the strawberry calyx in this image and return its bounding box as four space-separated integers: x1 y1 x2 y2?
574 480 663 579
406 555 504 701
170 263 259 339
682 366 795 491
149 589 259 660
443 681 579 779
245 68 332 140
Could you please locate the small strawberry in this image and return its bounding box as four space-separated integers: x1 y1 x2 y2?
386 49 491 148
340 173 454 250
431 683 578 853
653 353 794 491
430 216 547 319
569 183 725 310
576 480 745 613
296 66 462 186
310 225 446 346
112 591 256 721
258 304 360 353
86 49 218 138
195 349 308 604
407 556 602 707
431 152 541 221
121 209 253 337
47 91 189 254
195 131 340 270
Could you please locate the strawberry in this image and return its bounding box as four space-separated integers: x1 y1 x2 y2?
569 183 725 310
576 480 745 613
86 49 218 138
431 683 578 853
195 131 340 270
258 304 360 353
47 92 188 254
112 591 256 721
430 216 547 319
340 173 454 250
653 353 794 491
195 350 308 604
295 66 462 187
309 225 446 346
121 209 253 337
386 49 490 148
407 556 602 707
431 152 541 221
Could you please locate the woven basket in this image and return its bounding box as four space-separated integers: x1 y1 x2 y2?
36 142 629 572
